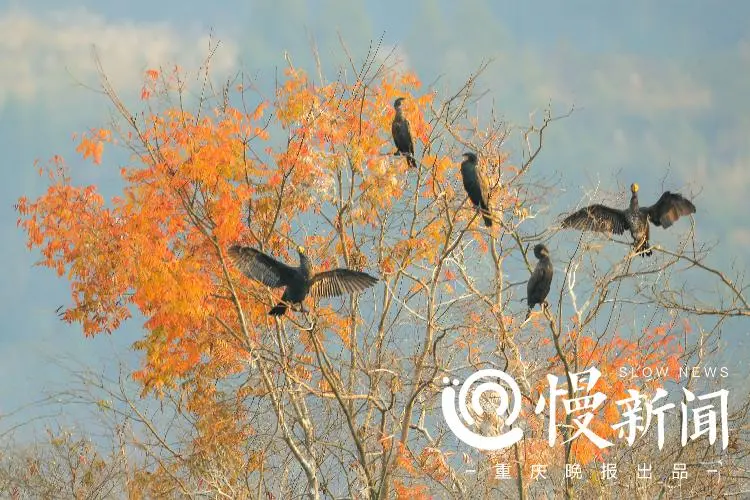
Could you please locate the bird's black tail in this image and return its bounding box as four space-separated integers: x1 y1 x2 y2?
406 154 417 169
480 206 493 227
269 303 287 316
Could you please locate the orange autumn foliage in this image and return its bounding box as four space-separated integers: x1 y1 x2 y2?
394 481 430 500
17 66 437 395
533 325 684 464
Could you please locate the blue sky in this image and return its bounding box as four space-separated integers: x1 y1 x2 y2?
3 1 750 434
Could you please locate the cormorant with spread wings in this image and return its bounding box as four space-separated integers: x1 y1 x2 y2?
561 183 696 257
228 245 379 316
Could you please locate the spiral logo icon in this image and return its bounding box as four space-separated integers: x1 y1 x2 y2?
441 369 524 450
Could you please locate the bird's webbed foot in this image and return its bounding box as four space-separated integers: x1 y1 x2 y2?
299 311 315 331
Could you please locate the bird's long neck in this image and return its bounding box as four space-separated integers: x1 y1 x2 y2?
298 253 312 278
630 192 639 211
394 106 404 119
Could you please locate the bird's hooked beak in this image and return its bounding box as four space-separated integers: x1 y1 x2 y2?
631 183 639 193
297 245 306 254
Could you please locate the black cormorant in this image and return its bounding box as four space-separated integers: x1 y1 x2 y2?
561 183 696 257
527 243 553 317
228 245 379 316
391 97 417 169
460 152 493 227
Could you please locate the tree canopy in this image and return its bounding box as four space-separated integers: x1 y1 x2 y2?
14 46 750 499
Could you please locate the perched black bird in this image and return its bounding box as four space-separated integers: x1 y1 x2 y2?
527 244 553 317
561 183 696 257
460 152 493 227
228 245 379 316
391 97 417 169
